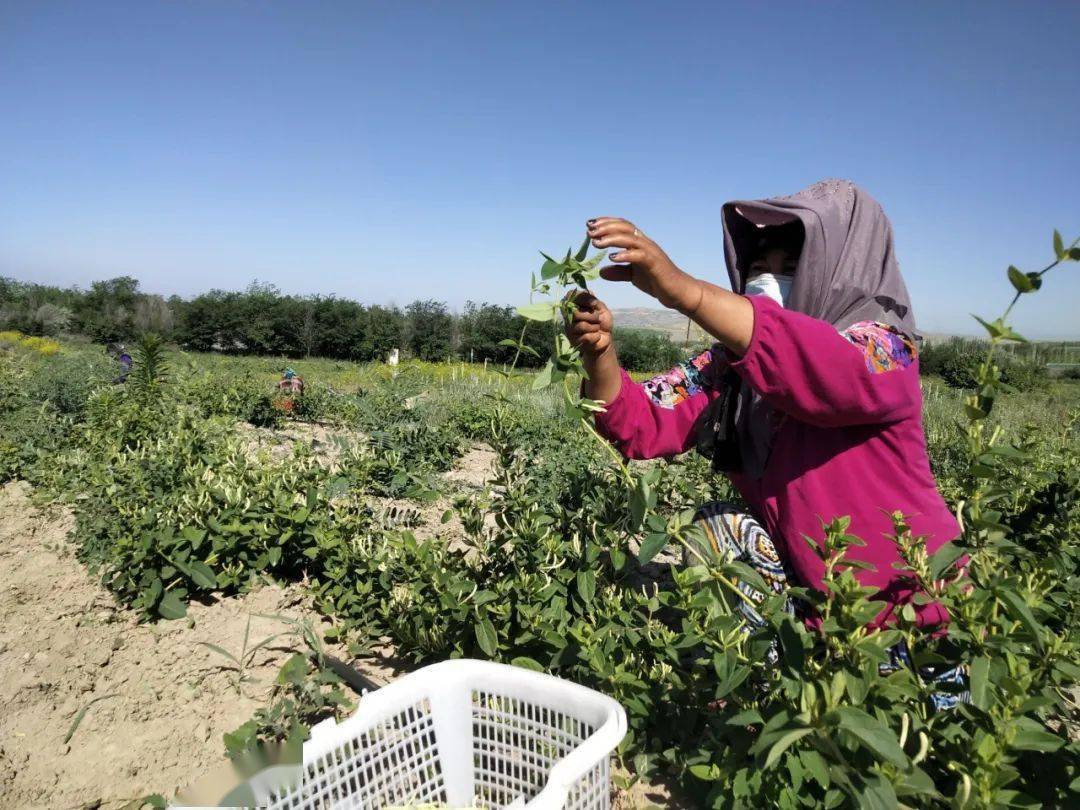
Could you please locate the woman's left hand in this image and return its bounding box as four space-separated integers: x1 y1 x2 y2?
587 217 702 314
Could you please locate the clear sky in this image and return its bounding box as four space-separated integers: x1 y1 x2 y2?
2 1 1078 338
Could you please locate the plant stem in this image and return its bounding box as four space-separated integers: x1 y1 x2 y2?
674 534 761 610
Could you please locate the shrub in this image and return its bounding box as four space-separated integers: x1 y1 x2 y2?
921 337 1048 392
614 327 685 372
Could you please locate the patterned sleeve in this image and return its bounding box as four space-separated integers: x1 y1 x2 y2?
841 322 918 374
592 348 725 460
641 348 721 409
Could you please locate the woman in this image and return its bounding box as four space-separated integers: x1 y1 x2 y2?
568 179 961 641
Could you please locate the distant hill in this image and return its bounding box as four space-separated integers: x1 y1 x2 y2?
610 307 711 347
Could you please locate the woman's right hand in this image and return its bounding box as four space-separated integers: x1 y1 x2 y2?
565 291 614 358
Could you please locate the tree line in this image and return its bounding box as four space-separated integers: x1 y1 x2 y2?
0 276 688 372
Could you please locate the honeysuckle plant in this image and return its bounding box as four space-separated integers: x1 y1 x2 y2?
509 235 762 610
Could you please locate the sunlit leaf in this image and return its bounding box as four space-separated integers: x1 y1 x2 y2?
510 656 543 672
763 727 814 769
516 302 557 322
969 656 991 711
576 569 596 603
637 532 667 564
532 360 554 390
928 542 966 580
834 706 908 767
999 589 1044 651
189 560 218 589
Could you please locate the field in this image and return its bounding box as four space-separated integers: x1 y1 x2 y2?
1 334 1078 809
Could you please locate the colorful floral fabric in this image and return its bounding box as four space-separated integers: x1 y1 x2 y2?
842 321 918 374
642 349 714 409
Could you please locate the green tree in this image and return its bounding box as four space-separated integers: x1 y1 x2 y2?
405 299 454 361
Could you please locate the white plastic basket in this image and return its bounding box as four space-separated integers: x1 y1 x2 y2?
261 659 627 809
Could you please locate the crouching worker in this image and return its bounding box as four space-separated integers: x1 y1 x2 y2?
275 367 305 415
568 179 967 708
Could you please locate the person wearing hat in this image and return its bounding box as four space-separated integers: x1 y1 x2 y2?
566 179 965 703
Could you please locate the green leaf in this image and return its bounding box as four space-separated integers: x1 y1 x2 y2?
1053 229 1064 259
223 719 259 756
999 589 1044 651
531 360 554 391
1010 717 1063 752
777 616 806 673
516 302 557 322
971 315 1026 343
181 526 207 548
834 706 908 767
628 474 656 530
496 338 540 358
928 542 965 580
576 569 596 603
157 590 188 620
189 560 218 589
763 727 814 769
510 656 544 672
277 653 309 685
1007 265 1036 293
197 642 241 667
855 773 899 810
1069 246 1080 261
540 257 563 280
575 233 591 262
268 546 282 566
475 618 498 657
726 708 764 726
689 763 721 781
969 656 991 711
972 315 1002 339
64 694 119 743
637 532 668 565
801 749 830 788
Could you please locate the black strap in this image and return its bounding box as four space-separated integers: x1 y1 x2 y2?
694 369 743 473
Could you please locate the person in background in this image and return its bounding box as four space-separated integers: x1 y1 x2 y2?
114 344 132 384
566 179 967 706
277 367 304 396
275 367 304 416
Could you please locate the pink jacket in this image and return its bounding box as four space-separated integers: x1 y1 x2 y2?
594 295 961 629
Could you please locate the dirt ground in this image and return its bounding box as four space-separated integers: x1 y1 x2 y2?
0 439 686 809
0 481 374 809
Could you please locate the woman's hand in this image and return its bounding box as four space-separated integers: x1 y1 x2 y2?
565 291 623 403
587 217 703 314
565 291 614 358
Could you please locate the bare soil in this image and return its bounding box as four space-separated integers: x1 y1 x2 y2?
0 439 684 808
0 481 366 809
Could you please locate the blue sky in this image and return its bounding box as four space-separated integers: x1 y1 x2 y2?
2 1 1078 337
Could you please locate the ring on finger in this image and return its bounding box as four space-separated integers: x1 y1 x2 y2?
633 228 642 237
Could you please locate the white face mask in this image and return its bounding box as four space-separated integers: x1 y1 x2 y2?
744 272 794 307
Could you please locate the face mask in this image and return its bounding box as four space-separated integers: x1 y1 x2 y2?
744 272 794 307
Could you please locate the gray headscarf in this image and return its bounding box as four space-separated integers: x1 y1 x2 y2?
696 179 918 478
